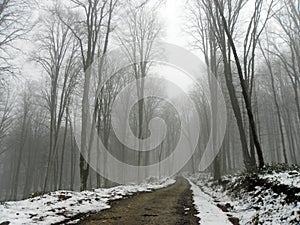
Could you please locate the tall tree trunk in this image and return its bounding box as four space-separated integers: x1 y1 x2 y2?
12 112 28 199
270 72 288 164
213 154 221 181
260 46 288 163
222 53 253 170
80 67 91 191
215 1 264 168
59 114 69 189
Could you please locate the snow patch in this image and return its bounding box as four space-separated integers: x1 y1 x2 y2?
187 178 231 225
187 171 300 225
0 178 175 225
260 170 300 188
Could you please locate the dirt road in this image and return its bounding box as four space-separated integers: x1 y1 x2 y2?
77 177 199 225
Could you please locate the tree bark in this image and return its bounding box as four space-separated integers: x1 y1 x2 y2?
215 0 265 168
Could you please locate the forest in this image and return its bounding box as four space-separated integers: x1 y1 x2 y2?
0 0 299 224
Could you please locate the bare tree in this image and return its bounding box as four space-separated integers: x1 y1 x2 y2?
0 0 29 80
270 0 300 123
211 0 273 168
0 90 13 145
10 85 32 199
259 39 288 163
187 0 224 179
57 0 118 190
0 0 28 157
33 9 81 191
118 2 161 182
188 0 255 170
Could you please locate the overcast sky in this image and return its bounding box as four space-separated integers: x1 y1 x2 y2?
159 0 188 46
14 0 271 94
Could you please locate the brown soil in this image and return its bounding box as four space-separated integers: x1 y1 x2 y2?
76 177 199 225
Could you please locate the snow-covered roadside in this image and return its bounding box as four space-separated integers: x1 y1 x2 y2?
259 170 300 188
187 179 231 225
0 178 175 225
188 168 300 225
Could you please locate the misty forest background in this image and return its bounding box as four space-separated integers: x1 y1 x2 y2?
0 0 299 201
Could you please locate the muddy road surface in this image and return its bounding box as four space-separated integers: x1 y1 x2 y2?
77 177 199 225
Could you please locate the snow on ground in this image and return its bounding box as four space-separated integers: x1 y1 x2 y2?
260 170 300 188
188 169 300 225
0 178 175 225
187 179 231 225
